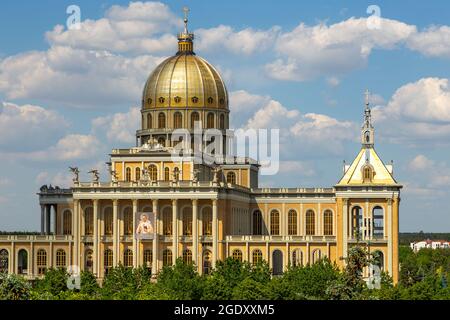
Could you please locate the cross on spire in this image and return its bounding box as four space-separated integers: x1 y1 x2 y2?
364 89 370 107
183 6 190 33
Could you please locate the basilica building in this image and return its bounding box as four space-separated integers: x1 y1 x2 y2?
0 15 402 283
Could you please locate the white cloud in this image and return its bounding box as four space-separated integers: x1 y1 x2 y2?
407 25 450 58
35 171 72 188
278 160 316 177
408 154 434 171
92 107 140 143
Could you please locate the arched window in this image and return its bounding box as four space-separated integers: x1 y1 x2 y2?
63 210 72 235
292 249 303 267
56 249 66 268
104 249 113 275
183 249 192 264
272 250 283 275
232 249 243 262
183 207 192 236
323 210 333 236
85 249 93 272
18 249 28 275
37 249 47 275
372 250 384 271
270 210 280 235
148 165 158 181
363 165 373 182
143 249 152 271
207 113 214 129
123 249 133 267
164 167 170 181
191 112 200 129
288 210 297 235
104 207 113 236
219 114 225 129
202 207 212 236
84 207 93 235
0 249 9 273
163 249 172 267
173 167 180 181
312 249 322 264
123 207 133 236
226 172 236 184
174 112 183 129
252 249 263 265
252 210 262 235
158 113 166 128
147 113 152 129
125 167 131 182
203 250 212 275
373 206 384 238
351 206 363 239
306 210 315 235
135 167 141 181
162 207 172 235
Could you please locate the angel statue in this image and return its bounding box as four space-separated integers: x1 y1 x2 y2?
141 167 150 181
109 169 118 182
69 167 80 183
88 169 100 183
213 167 221 184
192 169 199 183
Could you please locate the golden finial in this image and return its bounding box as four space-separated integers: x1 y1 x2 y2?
183 6 190 34
177 6 194 54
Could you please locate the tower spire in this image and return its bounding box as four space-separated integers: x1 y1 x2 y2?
177 7 194 54
361 89 374 148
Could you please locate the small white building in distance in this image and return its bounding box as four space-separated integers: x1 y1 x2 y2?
410 239 450 252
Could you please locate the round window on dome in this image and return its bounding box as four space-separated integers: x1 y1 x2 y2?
158 97 165 104
174 96 181 103
219 98 225 105
192 96 199 104
207 97 214 104
147 98 152 104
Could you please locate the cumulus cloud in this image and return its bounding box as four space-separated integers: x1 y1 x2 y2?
92 107 140 143
407 25 450 58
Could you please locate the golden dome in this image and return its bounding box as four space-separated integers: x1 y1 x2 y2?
141 13 228 110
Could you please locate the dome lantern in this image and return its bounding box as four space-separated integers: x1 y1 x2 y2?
177 6 194 54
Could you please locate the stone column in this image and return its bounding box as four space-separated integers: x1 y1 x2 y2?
152 199 159 275
40 205 45 235
172 199 178 264
387 199 393 277
212 199 218 269
343 199 348 260
52 204 58 235
93 199 99 276
132 199 138 268
192 199 198 267
73 200 80 269
113 199 118 266
46 204 51 235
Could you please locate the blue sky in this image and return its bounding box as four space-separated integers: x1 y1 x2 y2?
0 1 450 232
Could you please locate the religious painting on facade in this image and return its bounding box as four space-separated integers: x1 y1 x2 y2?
135 212 155 240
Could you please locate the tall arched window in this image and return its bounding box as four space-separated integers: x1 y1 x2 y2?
191 112 200 129
174 112 183 129
288 210 297 235
125 167 131 182
272 250 283 275
63 210 72 235
135 167 141 181
84 207 93 235
292 249 303 267
362 165 373 182
162 208 172 235
143 249 152 271
373 206 384 238
252 210 262 235
104 207 113 236
226 172 236 184
123 207 133 236
373 250 384 271
147 113 152 129
104 249 113 275
306 210 315 235
18 249 27 275
85 249 93 272
123 249 133 267
351 206 363 239
148 165 158 181
312 249 322 264
219 114 225 129
164 167 170 181
0 249 9 273
56 249 66 268
202 207 212 236
270 210 280 235
163 249 172 266
37 249 47 275
323 210 333 236
158 112 166 128
183 249 192 264
232 249 243 262
207 113 214 129
252 249 263 265
173 167 180 181
183 207 192 236
203 250 212 275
